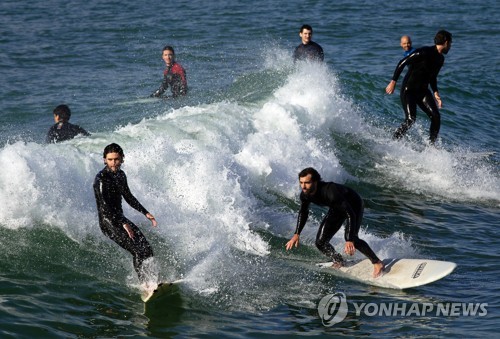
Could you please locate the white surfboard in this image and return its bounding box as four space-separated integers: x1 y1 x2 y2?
317 258 456 289
141 279 183 303
115 97 159 106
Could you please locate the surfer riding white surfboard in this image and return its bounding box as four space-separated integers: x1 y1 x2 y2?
285 167 384 278
285 167 457 288
93 143 159 293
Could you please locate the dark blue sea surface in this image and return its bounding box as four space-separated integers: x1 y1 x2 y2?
0 0 498 337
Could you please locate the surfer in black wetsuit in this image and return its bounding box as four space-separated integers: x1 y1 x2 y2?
286 167 384 278
386 30 453 144
46 104 90 143
93 143 157 284
293 24 324 62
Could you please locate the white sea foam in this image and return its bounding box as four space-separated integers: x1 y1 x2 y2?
0 56 497 294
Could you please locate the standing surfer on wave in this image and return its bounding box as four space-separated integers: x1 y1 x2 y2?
386 30 452 144
93 143 158 289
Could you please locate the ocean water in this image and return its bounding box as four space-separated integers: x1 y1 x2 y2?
0 0 498 337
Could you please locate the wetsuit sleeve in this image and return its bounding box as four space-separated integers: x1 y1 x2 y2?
151 73 169 97
46 126 56 143
318 46 324 62
340 201 357 242
77 126 91 136
120 174 150 216
294 198 310 235
171 64 187 96
391 50 423 82
293 46 299 62
160 73 169 93
93 173 120 223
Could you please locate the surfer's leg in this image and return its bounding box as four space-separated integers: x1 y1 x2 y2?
120 221 154 282
315 210 344 264
393 89 417 140
348 238 384 277
419 91 441 143
351 237 381 264
344 200 384 278
101 220 153 282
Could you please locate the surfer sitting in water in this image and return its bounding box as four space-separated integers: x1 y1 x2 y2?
46 104 90 143
397 35 416 119
400 35 415 57
93 143 158 287
286 167 384 278
151 45 187 98
293 24 324 62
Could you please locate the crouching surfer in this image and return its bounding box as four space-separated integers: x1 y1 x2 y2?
285 167 384 278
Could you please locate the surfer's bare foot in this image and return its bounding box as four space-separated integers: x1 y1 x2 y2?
141 281 157 293
331 261 343 269
373 261 384 278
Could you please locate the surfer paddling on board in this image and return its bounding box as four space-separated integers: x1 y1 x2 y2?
93 143 158 289
386 30 452 144
286 168 384 278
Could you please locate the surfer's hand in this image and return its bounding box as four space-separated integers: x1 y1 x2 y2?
344 241 355 256
434 91 442 108
146 213 157 227
286 234 300 251
123 223 135 240
385 80 396 94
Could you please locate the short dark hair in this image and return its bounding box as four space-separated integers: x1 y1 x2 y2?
53 104 71 120
300 24 313 33
162 45 175 54
103 143 124 159
298 167 322 182
434 30 452 45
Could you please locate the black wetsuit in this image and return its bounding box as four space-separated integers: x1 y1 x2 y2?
399 48 416 110
93 167 153 281
391 45 445 143
295 181 380 264
46 122 90 143
293 41 324 62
